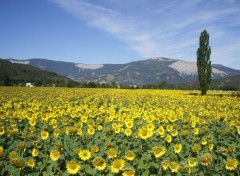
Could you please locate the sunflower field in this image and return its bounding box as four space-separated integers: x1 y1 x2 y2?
0 87 239 176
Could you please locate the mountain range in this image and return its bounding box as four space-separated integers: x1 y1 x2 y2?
7 57 240 85
0 59 74 86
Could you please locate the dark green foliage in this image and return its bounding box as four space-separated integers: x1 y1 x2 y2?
197 30 212 95
0 59 75 87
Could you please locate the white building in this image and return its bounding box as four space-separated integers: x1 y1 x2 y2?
26 82 34 87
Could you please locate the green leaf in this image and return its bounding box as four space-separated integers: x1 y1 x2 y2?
142 170 150 176
85 165 97 175
141 153 152 161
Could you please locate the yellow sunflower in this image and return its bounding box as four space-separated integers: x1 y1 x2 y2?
106 148 117 159
79 149 91 161
125 120 133 128
66 161 80 175
40 130 49 140
125 151 135 161
90 145 99 153
192 144 201 153
12 159 25 169
137 127 153 140
87 126 95 135
9 151 18 160
169 162 179 173
0 146 4 159
171 129 178 137
166 125 173 132
225 158 238 171
124 128 132 137
152 146 166 158
32 148 38 157
188 157 198 167
228 144 236 152
122 167 135 176
50 149 61 161
208 144 214 151
53 128 61 137
200 153 213 166
92 157 106 171
0 127 5 136
29 119 36 126
162 159 170 170
174 144 182 153
193 128 199 135
201 138 208 145
27 158 35 168
165 135 172 143
110 159 125 174
157 126 165 136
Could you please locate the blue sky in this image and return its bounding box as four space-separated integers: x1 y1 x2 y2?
0 0 240 69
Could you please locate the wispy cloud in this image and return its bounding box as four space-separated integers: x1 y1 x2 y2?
54 0 240 67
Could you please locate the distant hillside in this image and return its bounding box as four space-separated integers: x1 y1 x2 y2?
210 75 240 90
8 57 240 85
0 59 77 87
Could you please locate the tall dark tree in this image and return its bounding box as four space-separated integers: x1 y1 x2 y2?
197 30 212 95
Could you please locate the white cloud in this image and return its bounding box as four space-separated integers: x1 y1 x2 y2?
54 0 240 68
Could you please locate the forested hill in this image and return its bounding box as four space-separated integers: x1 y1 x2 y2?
0 59 76 86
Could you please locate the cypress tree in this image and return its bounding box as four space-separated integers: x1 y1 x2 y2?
197 30 212 95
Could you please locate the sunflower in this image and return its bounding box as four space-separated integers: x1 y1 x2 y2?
174 144 182 153
0 127 5 136
228 144 236 152
50 149 61 161
188 157 198 167
87 127 95 135
165 135 172 143
200 153 213 166
182 130 189 137
208 144 214 151
225 158 238 171
0 146 4 159
166 125 173 132
162 159 170 170
110 159 125 174
125 120 133 128
41 130 49 140
90 145 99 153
152 146 166 158
9 151 18 160
66 161 80 175
106 148 117 159
124 128 132 137
97 125 103 131
221 148 228 155
114 126 121 134
201 138 208 145
29 119 36 126
92 157 106 171
206 135 213 141
12 159 25 169
81 116 88 123
18 143 26 152
192 144 201 153
53 128 61 136
27 158 35 168
125 151 135 161
137 127 153 140
193 128 199 135
171 129 178 136
157 126 165 136
122 167 135 176
79 149 91 161
169 162 179 173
